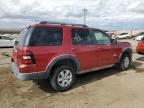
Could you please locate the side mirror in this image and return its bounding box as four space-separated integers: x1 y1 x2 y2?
14 40 19 45
111 38 117 44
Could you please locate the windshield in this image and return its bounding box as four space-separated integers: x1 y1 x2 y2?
120 33 128 35
141 36 144 41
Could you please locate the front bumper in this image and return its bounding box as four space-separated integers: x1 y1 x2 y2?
11 62 48 80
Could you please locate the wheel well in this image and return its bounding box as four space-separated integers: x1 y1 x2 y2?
120 50 132 61
49 59 78 76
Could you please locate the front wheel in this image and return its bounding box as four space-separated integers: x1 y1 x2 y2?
49 65 76 91
118 54 131 71
116 37 119 40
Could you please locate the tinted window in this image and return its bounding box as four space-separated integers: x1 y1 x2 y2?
29 27 63 46
0 36 12 40
71 28 92 45
140 32 144 35
120 33 128 35
91 30 111 44
141 36 144 41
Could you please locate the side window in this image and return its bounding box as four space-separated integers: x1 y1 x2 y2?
1 36 11 40
17 27 32 46
29 27 63 46
71 28 92 45
91 30 111 44
5 37 12 40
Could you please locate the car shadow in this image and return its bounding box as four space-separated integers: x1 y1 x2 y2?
33 79 56 93
131 60 144 73
34 61 143 93
136 56 144 61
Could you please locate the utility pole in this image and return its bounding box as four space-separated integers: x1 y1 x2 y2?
82 9 88 25
35 17 38 24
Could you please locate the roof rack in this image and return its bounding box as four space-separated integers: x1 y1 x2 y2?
39 21 88 27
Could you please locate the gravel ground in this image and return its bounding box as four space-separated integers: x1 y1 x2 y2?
0 39 144 108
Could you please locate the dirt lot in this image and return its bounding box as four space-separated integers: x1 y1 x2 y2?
0 40 144 108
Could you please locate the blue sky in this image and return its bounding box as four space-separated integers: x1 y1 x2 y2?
0 0 144 30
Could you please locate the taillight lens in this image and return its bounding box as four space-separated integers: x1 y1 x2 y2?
22 50 35 64
138 41 144 46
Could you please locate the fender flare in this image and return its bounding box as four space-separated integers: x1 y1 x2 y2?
119 47 132 62
45 54 80 77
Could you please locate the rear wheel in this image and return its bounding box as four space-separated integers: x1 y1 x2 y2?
49 65 76 91
127 36 130 39
118 54 131 71
137 51 143 55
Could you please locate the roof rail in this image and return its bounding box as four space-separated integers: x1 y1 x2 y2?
39 21 88 27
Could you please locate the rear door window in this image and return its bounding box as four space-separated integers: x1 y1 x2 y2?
71 28 92 45
29 27 63 46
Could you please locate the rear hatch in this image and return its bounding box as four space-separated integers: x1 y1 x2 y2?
12 26 33 66
12 25 63 72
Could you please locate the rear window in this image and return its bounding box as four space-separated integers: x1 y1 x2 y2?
29 26 63 46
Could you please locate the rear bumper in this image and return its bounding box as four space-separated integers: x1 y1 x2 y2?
11 62 48 80
136 48 144 53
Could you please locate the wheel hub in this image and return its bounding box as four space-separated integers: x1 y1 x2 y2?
57 70 72 87
123 57 130 68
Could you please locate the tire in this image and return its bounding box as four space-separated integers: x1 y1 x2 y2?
116 37 119 40
49 65 76 91
137 51 142 54
131 37 135 40
137 51 144 55
118 54 131 71
127 36 130 39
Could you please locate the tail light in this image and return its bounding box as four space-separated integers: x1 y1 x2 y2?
22 50 36 64
139 41 144 46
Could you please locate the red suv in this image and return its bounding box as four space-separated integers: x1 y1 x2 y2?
11 22 132 91
136 37 144 54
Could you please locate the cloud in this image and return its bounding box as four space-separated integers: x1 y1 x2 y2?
0 0 144 29
128 1 144 14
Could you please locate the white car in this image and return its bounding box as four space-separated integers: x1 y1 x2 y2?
114 33 130 39
0 35 15 47
135 35 144 41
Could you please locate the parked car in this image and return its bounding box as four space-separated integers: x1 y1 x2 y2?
131 32 144 40
11 22 132 91
105 31 116 37
136 37 144 54
135 35 144 41
0 35 15 47
114 33 130 39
